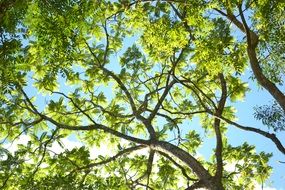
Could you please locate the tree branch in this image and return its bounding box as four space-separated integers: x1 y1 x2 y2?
215 5 285 112
157 151 198 183
101 67 157 139
27 128 59 184
213 74 227 184
19 87 149 145
185 180 206 190
147 80 176 122
209 112 285 155
151 141 213 184
74 145 146 171
146 150 155 190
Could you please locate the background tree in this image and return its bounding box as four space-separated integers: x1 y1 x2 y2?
0 0 284 189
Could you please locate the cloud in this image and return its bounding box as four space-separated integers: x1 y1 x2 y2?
89 143 113 159
1 135 143 160
3 136 279 190
49 138 82 154
253 181 277 190
2 135 30 153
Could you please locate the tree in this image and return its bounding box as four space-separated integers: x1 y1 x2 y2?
0 0 284 189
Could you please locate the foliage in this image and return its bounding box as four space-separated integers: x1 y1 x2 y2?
0 0 284 189
254 102 285 132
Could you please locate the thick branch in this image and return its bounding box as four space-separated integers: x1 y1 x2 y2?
214 8 246 33
151 141 213 184
185 180 206 190
158 151 198 182
146 150 155 189
247 43 285 113
213 74 227 185
215 7 285 112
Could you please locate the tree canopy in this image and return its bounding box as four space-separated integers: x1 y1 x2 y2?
0 0 284 189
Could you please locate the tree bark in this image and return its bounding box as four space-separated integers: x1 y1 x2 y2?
247 37 285 113
215 8 285 112
151 141 225 189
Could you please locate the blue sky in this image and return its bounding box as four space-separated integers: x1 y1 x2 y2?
21 35 285 189
228 77 285 189
18 14 285 189
23 58 285 189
